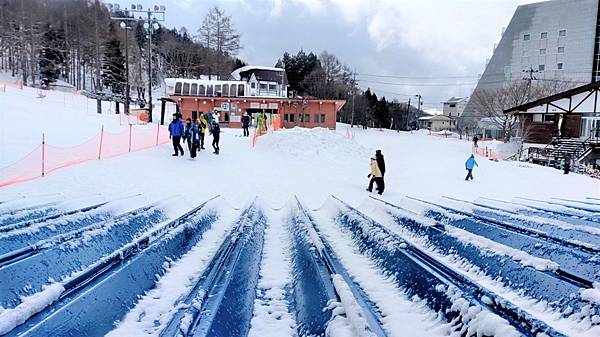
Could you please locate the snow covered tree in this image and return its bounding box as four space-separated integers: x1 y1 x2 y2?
39 25 66 87
101 25 125 94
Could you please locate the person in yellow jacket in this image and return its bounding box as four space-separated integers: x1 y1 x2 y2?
198 115 208 150
367 157 384 195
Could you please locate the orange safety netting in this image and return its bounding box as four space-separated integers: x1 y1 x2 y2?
0 124 170 188
472 145 504 161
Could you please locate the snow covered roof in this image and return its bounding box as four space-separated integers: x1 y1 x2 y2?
231 66 286 80
419 115 453 121
444 97 469 104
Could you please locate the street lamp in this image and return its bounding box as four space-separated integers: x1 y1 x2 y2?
108 3 166 123
119 21 131 115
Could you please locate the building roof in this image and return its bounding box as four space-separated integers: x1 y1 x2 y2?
504 81 600 114
419 115 453 121
231 66 289 85
444 97 468 104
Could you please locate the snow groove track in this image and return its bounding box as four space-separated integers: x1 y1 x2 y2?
409 196 600 283
292 197 387 337
3 196 220 337
331 196 568 337
506 197 600 224
160 201 265 337
370 197 599 320
0 202 62 227
0 202 167 308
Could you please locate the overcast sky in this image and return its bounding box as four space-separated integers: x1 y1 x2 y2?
132 0 534 111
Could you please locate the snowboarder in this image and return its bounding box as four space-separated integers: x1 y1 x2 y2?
168 114 185 156
211 121 221 154
189 119 200 158
367 157 384 195
183 118 193 153
465 154 478 180
564 154 572 174
199 114 208 150
241 112 250 137
473 136 479 148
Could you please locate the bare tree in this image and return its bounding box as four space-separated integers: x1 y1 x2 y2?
197 6 240 78
470 80 573 142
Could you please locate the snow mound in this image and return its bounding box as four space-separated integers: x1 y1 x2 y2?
257 127 372 163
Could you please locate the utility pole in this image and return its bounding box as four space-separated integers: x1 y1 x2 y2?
119 22 131 115
415 94 422 130
351 71 356 127
406 97 411 130
522 66 538 82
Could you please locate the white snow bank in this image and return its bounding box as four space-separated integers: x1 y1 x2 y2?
0 283 65 335
331 274 376 337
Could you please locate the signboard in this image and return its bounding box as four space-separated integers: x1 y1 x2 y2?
231 115 241 122
260 104 268 109
268 103 278 109
231 103 237 111
221 102 230 111
250 102 260 109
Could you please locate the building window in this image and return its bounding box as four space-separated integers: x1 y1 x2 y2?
238 85 245 96
230 84 237 97
207 85 214 96
183 83 190 95
558 46 565 53
305 114 310 123
222 84 230 96
268 84 277 93
544 114 556 122
523 34 530 41
558 62 564 70
314 114 319 123
449 112 452 117
533 114 543 122
174 82 182 95
559 29 566 37
224 113 230 122
541 32 547 39
320 114 325 123
215 85 222 96
290 113 295 122
540 48 546 55
259 83 267 94
198 85 206 96
449 104 456 108
284 114 289 122
538 64 545 71
251 82 256 89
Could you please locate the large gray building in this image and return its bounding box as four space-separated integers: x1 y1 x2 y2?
463 0 600 121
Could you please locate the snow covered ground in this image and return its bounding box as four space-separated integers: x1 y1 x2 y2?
1 82 599 336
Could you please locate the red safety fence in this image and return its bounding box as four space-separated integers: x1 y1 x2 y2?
472 145 504 161
252 115 283 147
0 124 170 188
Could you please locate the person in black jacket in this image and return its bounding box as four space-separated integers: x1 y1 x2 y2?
212 121 221 154
241 113 250 137
375 150 386 177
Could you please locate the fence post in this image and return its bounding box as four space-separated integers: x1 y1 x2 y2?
98 125 104 160
129 124 132 152
156 122 160 146
41 133 45 176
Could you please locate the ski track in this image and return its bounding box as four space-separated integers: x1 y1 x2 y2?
106 203 239 337
312 203 451 337
360 200 600 337
247 207 297 337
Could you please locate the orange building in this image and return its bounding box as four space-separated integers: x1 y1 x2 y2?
162 66 345 129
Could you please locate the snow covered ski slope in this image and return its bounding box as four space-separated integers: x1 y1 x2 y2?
0 192 599 337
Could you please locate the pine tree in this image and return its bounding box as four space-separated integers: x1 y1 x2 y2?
39 24 66 87
101 24 125 94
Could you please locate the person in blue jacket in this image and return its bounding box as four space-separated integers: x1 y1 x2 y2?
168 114 185 156
183 118 193 153
465 154 478 180
189 119 200 158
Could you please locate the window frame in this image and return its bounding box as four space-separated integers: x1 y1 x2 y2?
538 64 545 71
183 83 191 96
523 33 531 41
541 32 548 39
559 29 567 37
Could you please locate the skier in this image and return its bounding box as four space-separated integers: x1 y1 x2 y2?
473 135 479 148
563 154 572 174
367 157 384 195
465 154 478 180
183 118 193 153
211 121 221 154
189 119 200 158
168 114 185 156
241 112 250 137
199 114 208 150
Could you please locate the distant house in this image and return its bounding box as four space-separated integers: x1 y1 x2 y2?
418 114 455 131
443 97 468 119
